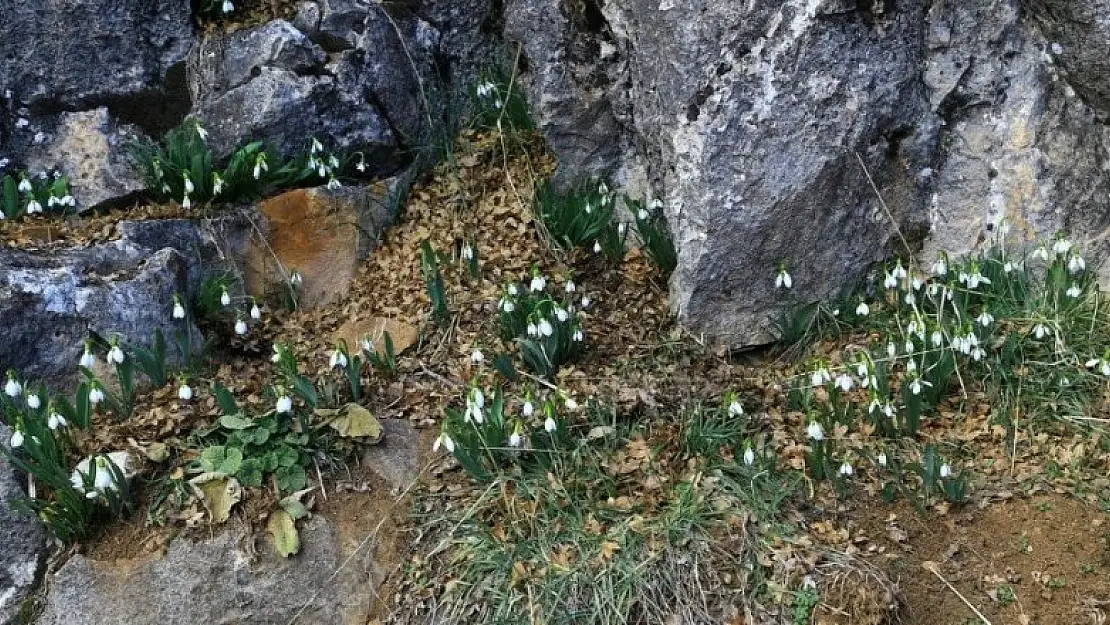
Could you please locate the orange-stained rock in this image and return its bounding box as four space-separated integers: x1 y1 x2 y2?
241 181 399 309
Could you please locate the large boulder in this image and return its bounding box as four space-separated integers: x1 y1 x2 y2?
35 515 394 625
0 424 48 625
507 0 1110 344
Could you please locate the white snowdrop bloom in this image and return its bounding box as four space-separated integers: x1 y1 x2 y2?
904 292 916 306
4 376 22 398
276 394 293 414
580 295 592 309
565 398 579 411
856 361 869 379
932 257 947 277
593 240 602 254
743 447 756 466
326 177 341 190
1086 357 1101 369
471 349 484 364
911 275 924 291
838 461 854 477
887 342 897 359
637 208 649 220
107 344 125 365
212 173 224 195
1032 246 1050 261
544 416 558 433
181 195 191 210
967 271 990 289
855 301 869 316
883 402 896 418
171 296 186 319
17 177 32 193
810 367 831 388
728 400 744 417
9 430 24 448
355 157 366 173
970 346 986 361
161 183 171 194
835 373 854 392
1068 254 1086 274
234 318 248 335
26 199 41 214
931 329 944 347
220 288 231 307
290 271 303 286
906 359 918 374
877 452 888 467
360 337 374 354
433 432 455 453
584 202 592 214
1003 261 1015 273
976 311 994 327
939 463 952 479
461 243 473 261
509 431 522 447
330 349 348 369
1066 283 1082 298
522 400 534 417
499 298 515 313
868 396 882 415
650 198 663 210
250 302 262 320
183 174 194 194
555 307 569 322
617 223 627 236
530 275 547 292
909 377 932 395
222 0 235 12
271 346 283 363
1053 237 1073 256
538 318 554 336
507 284 519 296
891 260 907 281
26 393 40 409
470 388 485 410
883 271 897 289
776 268 792 289
1033 322 1050 339
88 387 105 405
526 322 538 337
1102 361 1110 377
572 328 584 342
904 339 915 355
79 347 97 369
807 421 825 441
48 413 67 430
565 280 576 293
178 383 193 401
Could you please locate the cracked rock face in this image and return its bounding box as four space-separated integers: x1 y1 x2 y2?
0 423 47 625
507 0 1110 345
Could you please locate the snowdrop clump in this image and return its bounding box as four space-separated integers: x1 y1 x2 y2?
498 268 589 378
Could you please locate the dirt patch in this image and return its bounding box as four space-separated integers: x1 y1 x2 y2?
841 494 1110 625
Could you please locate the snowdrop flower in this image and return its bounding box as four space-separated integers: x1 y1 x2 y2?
593 240 602 254
904 291 916 306
499 297 515 313
289 271 303 287
1033 322 1050 340
530 274 547 292
1003 260 1015 273
183 172 194 194
250 300 262 320
330 347 348 369
509 430 523 447
584 202 593 215
461 243 474 261
838 461 854 477
271 345 283 363
212 172 224 196
26 393 40 410
1032 246 1050 262
327 177 341 190
471 348 484 364
9 429 23 449
538 318 554 336
355 155 367 173
565 280 576 293
178 382 193 401
743 446 756 466
637 207 649 220
555 307 569 322
810 366 832 388
17 176 32 193
976 311 994 327
234 317 248 336
1086 356 1110 377
572 328 584 342
1066 283 1082 298
88 385 105 405
26 198 43 214
891 260 908 281
883 402 896 418
970 346 986 361
728 399 744 417
565 397 579 411
877 452 888 468
310 137 324 154
92 457 117 491
1068 253 1086 274
835 373 854 392
855 301 869 316
522 400 534 417
908 377 932 396
526 322 538 337
182 193 195 210
1053 235 1073 256
883 271 898 289
963 265 990 290
932 255 948 277
4 373 21 398
580 295 592 309
221 0 235 12
107 341 125 365
433 431 455 453
48 413 67 430
79 343 97 369
930 329 944 347
171 294 186 319
276 392 293 414
775 266 792 289
807 421 825 441
544 415 558 433
939 463 952 479
887 342 897 359
220 287 231 307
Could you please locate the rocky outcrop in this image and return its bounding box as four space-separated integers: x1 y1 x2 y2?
35 515 390 625
506 0 1110 344
0 424 47 625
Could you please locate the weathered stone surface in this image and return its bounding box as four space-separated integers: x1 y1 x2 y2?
507 0 1110 344
240 181 402 309
190 20 327 99
0 424 47 625
35 515 386 625
361 419 421 491
0 230 202 387
0 0 193 114
333 317 419 357
23 108 147 212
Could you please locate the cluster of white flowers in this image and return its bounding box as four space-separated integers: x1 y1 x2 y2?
307 137 342 189
476 81 503 109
